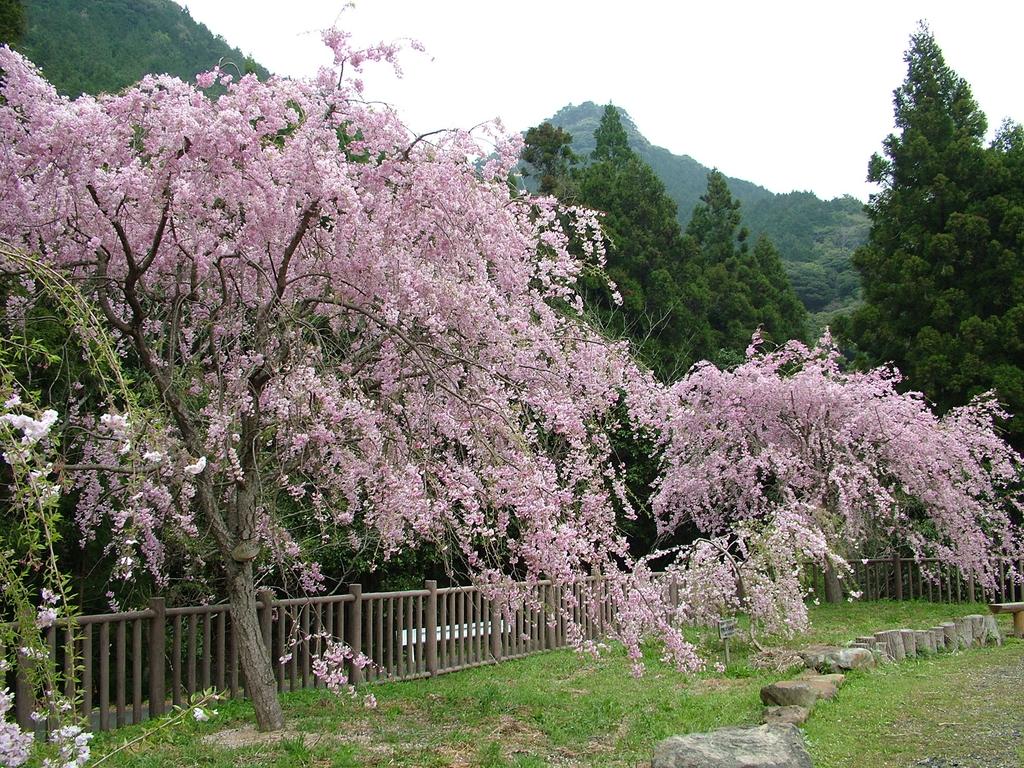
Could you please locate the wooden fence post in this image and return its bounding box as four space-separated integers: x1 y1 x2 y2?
490 598 502 661
257 588 275 660
15 639 33 730
425 580 438 676
347 584 363 684
893 557 903 601
148 597 166 717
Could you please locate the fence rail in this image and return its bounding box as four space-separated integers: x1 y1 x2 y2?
6 558 1022 737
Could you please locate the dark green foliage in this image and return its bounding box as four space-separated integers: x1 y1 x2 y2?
15 0 269 96
0 0 25 46
540 102 869 316
573 106 716 379
842 24 1024 441
590 102 631 164
686 170 808 353
744 192 868 313
521 122 577 196
526 107 806 381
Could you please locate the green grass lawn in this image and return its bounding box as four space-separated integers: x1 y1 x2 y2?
85 601 1021 768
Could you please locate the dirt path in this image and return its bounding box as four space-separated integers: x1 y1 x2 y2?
910 647 1024 768
807 641 1024 768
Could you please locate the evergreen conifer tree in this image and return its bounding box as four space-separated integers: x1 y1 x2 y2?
844 24 1024 441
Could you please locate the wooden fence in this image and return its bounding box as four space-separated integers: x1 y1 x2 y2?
7 558 1022 737
806 556 1024 604
3 576 617 735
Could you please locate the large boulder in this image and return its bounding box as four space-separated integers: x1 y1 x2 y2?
652 724 813 768
760 680 821 709
800 644 875 672
797 644 839 669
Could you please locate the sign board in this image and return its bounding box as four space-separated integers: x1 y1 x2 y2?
718 617 738 640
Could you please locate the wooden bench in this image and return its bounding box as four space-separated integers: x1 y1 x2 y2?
988 602 1024 638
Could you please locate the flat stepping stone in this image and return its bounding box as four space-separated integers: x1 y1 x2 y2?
796 670 845 686
653 723 812 768
760 680 820 709
794 672 843 699
763 705 811 726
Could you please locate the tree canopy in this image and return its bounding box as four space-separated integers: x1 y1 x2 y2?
13 0 268 96
655 333 1024 632
0 39 669 729
843 24 1024 443
525 106 807 380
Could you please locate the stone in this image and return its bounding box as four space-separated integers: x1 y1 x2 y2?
652 724 813 768
793 674 840 700
823 646 875 671
797 644 838 670
760 680 821 709
796 670 845 688
763 706 810 726
900 629 918 657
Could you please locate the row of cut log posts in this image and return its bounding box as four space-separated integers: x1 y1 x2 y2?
860 614 1001 661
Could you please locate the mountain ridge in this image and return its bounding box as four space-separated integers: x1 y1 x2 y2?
543 101 868 314
16 0 270 97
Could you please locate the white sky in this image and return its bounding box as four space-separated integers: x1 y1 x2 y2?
175 1 1024 202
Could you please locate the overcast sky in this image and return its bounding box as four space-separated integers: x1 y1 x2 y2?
175 1 1024 202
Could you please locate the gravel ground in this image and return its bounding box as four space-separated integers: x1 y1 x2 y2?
911 649 1023 768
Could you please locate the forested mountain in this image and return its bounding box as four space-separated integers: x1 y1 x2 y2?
7 0 268 96
544 102 868 315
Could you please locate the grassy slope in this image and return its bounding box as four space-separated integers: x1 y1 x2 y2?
88 602 1020 768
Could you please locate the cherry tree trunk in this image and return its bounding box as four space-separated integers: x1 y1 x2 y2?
226 558 284 731
824 563 844 604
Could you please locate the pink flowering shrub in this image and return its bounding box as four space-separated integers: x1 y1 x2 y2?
0 687 33 767
653 331 1023 635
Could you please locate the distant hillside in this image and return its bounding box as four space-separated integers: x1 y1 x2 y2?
544 102 868 315
15 0 269 96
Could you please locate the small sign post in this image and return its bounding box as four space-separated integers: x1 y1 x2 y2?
718 616 738 667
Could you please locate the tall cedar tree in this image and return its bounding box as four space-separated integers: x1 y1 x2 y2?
521 122 577 196
844 24 1024 442
686 169 807 361
575 105 716 380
